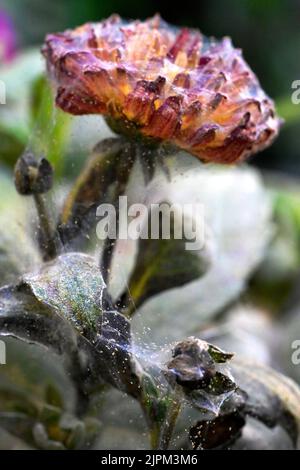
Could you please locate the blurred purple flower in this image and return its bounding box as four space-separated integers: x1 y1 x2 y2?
0 11 16 63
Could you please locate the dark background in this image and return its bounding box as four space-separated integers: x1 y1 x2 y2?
1 0 299 174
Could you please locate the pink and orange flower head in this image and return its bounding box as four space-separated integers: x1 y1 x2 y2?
43 15 281 163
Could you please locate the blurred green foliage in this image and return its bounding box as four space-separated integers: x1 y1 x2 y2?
30 76 71 177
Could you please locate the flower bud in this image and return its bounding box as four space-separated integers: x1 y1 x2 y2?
166 337 234 392
166 338 216 390
14 152 53 196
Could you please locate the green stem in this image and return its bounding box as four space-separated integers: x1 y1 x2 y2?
100 142 136 284
33 193 60 260
157 389 182 450
140 399 162 450
150 422 161 450
141 387 182 450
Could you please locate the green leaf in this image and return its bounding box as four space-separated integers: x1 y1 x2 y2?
0 284 77 354
231 359 300 448
0 253 142 398
121 204 211 316
0 283 106 412
58 138 125 247
190 412 246 450
0 280 97 399
207 344 234 364
22 253 107 336
207 372 237 395
131 163 272 346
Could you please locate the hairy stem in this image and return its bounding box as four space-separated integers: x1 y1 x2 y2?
100 142 136 284
157 389 182 450
33 193 60 261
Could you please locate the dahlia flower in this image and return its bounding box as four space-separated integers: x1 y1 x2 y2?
43 15 281 163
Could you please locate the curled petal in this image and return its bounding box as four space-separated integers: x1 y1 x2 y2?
124 76 165 125
145 95 183 139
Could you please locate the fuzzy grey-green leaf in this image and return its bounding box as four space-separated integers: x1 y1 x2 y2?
22 253 106 335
